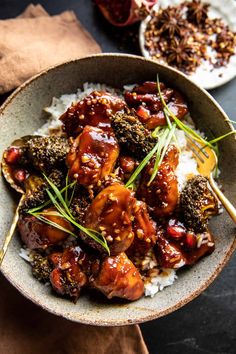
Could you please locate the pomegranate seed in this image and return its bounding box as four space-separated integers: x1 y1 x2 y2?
5 147 21 165
166 219 186 239
185 232 197 249
14 170 26 183
167 225 186 239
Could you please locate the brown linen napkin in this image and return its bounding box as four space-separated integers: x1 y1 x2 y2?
0 4 101 94
0 273 148 354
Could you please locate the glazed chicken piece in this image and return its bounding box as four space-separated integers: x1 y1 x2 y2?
67 125 119 187
91 252 144 301
117 155 138 182
60 90 126 137
155 219 215 268
124 81 188 129
84 183 135 255
18 207 72 250
127 200 157 257
137 145 179 218
184 230 215 265
49 247 88 302
155 230 187 269
166 218 215 264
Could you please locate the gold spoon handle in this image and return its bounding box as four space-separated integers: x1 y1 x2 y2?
0 196 23 266
209 174 236 224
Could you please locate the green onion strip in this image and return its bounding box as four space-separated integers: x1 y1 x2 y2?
28 175 110 255
148 123 176 186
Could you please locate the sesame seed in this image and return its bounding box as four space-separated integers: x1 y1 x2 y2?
60 262 71 270
81 155 90 163
137 229 144 239
106 209 114 214
108 193 117 201
101 98 108 105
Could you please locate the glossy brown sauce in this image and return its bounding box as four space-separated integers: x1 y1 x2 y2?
2 80 218 303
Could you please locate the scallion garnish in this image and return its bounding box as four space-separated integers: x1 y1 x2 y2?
156 75 215 149
152 126 161 138
156 74 236 152
125 126 169 189
207 130 236 145
148 122 176 186
28 175 110 255
227 119 236 124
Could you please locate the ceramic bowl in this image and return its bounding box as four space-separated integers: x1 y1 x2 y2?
0 54 235 326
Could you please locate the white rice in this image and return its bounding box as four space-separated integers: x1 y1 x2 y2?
23 82 202 298
145 269 177 297
19 248 34 262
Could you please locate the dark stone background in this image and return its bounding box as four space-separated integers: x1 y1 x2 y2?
0 1 235 353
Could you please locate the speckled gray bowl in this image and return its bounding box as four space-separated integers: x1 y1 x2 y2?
0 54 235 326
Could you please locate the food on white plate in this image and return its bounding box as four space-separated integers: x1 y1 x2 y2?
142 0 236 74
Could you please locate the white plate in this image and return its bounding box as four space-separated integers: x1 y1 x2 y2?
140 0 236 90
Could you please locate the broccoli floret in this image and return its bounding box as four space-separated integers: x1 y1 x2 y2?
111 111 156 159
20 169 65 215
180 175 219 232
69 188 90 224
26 136 69 172
31 253 52 282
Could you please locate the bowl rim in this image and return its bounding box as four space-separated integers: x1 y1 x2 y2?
0 53 235 326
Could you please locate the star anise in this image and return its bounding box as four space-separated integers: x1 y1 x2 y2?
166 37 198 70
186 0 209 25
157 7 188 37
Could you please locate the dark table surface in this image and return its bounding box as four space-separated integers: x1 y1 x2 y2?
0 1 236 353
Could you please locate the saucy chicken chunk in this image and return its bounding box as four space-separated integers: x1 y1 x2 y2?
155 231 187 269
18 207 72 250
67 125 119 187
60 91 126 137
127 200 157 257
92 253 144 300
117 155 138 182
137 145 179 217
84 183 135 255
155 219 215 268
49 247 88 301
124 81 188 129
